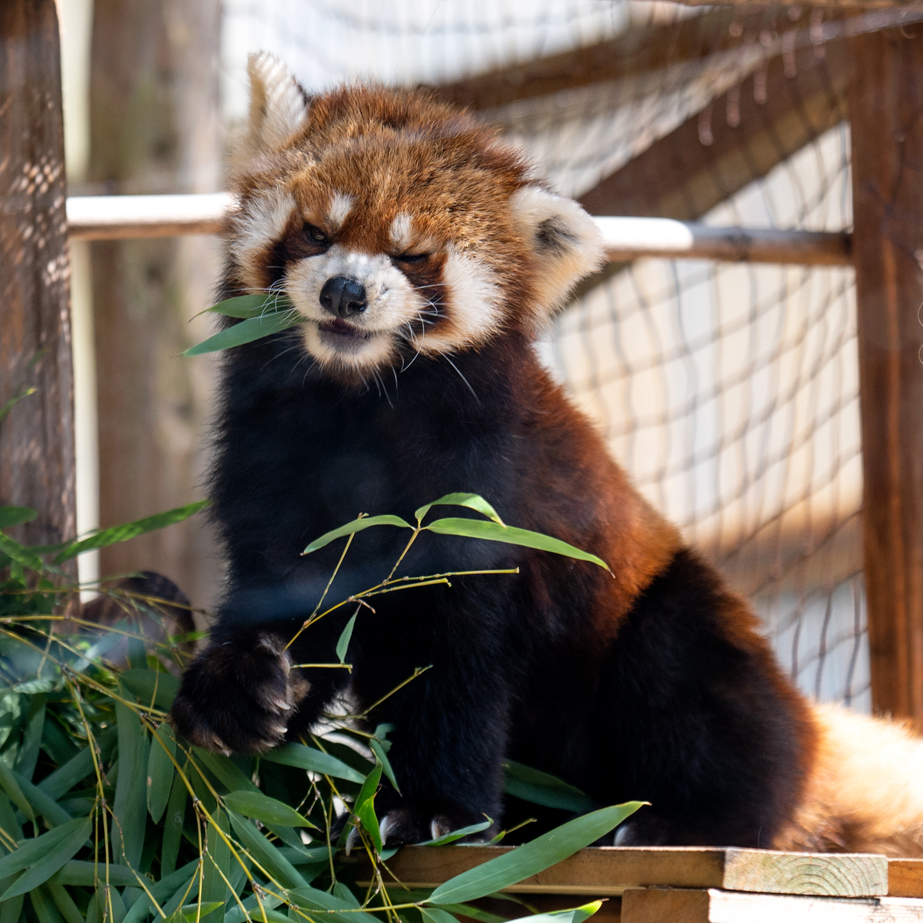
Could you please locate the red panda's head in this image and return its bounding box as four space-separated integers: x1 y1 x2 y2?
226 53 604 379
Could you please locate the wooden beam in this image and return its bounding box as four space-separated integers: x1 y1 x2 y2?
66 193 230 239
579 36 848 220
359 846 887 898
432 7 777 111
668 1 923 8
849 28 923 731
890 860 923 898
621 888 923 923
0 0 77 572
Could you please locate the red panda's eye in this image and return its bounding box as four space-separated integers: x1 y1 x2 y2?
303 223 330 247
393 252 430 265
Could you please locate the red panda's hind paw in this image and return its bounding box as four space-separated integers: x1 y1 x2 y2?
170 633 304 755
347 803 496 850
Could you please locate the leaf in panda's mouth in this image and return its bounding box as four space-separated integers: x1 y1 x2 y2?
182 293 302 357
318 318 371 340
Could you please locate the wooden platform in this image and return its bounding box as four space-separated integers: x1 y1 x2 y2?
357 846 923 922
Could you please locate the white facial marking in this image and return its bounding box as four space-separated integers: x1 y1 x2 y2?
328 191 355 231
286 244 425 372
231 188 297 288
413 245 503 355
390 213 413 252
509 184 605 325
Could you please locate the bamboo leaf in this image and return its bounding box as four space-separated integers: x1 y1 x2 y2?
427 803 644 904
227 811 307 889
261 743 366 783
39 727 116 801
424 518 610 571
207 293 294 319
223 791 314 828
161 771 187 879
353 761 383 852
418 818 493 846
29 884 66 923
55 501 209 562
503 902 602 923
121 670 180 712
44 880 86 923
286 885 382 923
0 509 36 531
10 769 71 826
0 817 91 899
182 311 300 357
14 695 46 782
336 610 358 663
503 760 597 813
111 703 149 870
302 515 413 554
414 493 505 526
148 723 177 823
0 535 43 573
421 909 458 923
52 860 137 887
201 808 230 921
369 736 400 795
0 760 33 821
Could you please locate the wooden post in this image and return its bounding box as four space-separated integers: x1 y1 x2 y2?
850 29 923 729
0 0 77 564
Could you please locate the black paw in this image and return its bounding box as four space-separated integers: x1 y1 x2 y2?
346 801 495 852
171 633 308 755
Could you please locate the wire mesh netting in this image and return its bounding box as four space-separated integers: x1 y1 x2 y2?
213 2 923 708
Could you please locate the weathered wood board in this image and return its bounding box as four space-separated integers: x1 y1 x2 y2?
361 846 888 898
621 887 923 923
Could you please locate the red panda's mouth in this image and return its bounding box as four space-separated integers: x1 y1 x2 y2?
318 319 372 341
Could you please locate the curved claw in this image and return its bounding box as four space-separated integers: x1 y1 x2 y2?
345 824 361 856
380 813 396 846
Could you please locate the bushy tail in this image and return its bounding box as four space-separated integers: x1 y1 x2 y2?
775 703 923 856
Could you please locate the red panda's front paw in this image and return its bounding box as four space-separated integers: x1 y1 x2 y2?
346 801 496 852
171 633 308 755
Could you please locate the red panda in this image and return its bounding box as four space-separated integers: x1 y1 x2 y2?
171 52 923 854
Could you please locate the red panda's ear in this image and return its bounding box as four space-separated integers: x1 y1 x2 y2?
234 52 310 163
510 185 605 325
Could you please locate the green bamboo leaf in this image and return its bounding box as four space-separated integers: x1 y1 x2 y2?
424 518 610 571
111 703 149 869
302 514 413 554
122 860 198 923
336 610 358 663
182 311 300 357
148 723 177 823
0 760 33 821
223 791 314 828
178 903 225 922
503 902 602 923
52 860 137 887
421 909 458 923
261 742 366 783
419 818 493 846
0 817 91 900
353 761 383 852
44 880 86 923
0 895 22 923
427 803 644 904
161 772 188 879
286 885 381 923
0 508 36 531
414 493 505 526
227 811 307 889
14 694 46 782
39 727 117 801
368 736 400 795
121 670 180 712
55 501 209 562
201 808 230 922
503 760 597 813
10 768 71 826
0 534 43 573
29 885 66 923
192 748 257 793
207 293 293 319
0 792 23 844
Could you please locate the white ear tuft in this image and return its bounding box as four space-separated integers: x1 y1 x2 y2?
510 185 605 324
236 52 309 161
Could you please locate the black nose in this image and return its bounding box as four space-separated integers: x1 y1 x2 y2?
319 276 368 318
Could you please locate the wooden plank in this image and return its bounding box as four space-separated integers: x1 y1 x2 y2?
364 847 887 898
579 36 848 220
432 7 774 111
0 0 77 574
890 859 923 898
849 28 923 731
622 888 923 923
